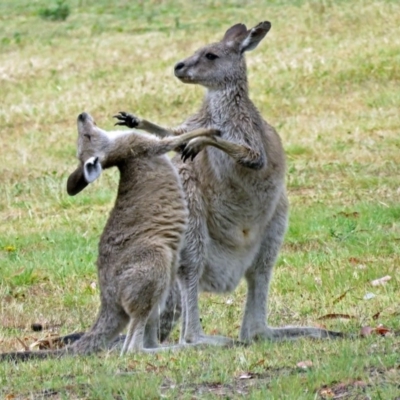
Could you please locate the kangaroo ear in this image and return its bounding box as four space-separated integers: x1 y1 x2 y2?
239 21 271 53
83 156 102 183
67 165 89 196
223 23 248 43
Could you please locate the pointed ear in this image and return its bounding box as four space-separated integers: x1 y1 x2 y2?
239 21 271 53
83 156 102 183
223 23 248 43
67 165 89 196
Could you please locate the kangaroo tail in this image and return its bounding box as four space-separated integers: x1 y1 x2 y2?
0 348 67 363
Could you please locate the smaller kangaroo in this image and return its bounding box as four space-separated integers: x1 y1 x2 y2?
0 112 219 362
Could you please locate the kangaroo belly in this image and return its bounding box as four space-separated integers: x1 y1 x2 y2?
199 233 262 293
198 191 273 293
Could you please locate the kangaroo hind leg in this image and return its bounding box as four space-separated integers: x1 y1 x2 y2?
240 195 345 342
72 304 129 355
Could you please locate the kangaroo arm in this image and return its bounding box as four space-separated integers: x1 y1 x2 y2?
135 119 191 138
217 138 265 169
136 119 176 138
105 128 216 164
146 117 266 162
183 136 266 170
114 112 182 138
144 128 220 158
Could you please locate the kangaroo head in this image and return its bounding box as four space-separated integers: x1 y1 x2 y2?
67 112 110 196
174 21 271 89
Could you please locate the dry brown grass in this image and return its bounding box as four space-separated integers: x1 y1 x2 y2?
0 0 399 398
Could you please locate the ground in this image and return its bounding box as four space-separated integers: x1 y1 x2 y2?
0 0 399 398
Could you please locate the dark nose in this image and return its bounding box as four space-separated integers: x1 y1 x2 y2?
174 62 185 72
78 112 89 122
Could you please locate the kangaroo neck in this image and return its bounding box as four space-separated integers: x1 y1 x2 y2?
203 80 253 123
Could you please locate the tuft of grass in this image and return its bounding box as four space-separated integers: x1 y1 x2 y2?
38 0 70 21
0 0 399 398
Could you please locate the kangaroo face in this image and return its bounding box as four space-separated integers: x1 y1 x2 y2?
174 22 271 90
76 112 110 165
67 112 109 196
174 42 244 89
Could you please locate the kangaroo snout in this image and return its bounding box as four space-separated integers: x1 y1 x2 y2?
174 61 187 79
174 61 185 72
77 112 96 126
78 112 89 122
174 61 194 83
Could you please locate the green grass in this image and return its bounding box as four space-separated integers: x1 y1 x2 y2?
1 0 399 398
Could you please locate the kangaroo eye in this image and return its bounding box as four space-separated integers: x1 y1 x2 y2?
84 133 91 141
205 53 218 61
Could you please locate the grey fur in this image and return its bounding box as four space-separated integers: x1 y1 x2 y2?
0 112 218 362
116 21 344 344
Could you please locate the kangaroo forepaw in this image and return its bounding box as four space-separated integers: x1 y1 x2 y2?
113 111 140 128
181 145 198 162
181 137 208 162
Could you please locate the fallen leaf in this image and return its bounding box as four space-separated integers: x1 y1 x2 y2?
238 372 254 380
348 257 361 265
145 362 158 372
296 360 313 369
333 288 352 304
337 211 360 218
371 275 391 286
250 359 265 368
360 326 374 337
333 293 347 304
319 388 335 398
29 333 64 350
16 337 29 351
318 313 355 320
319 380 368 399
4 246 17 252
375 325 391 336
372 311 381 320
360 325 391 337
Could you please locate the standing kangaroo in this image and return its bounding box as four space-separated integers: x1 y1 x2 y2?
114 21 344 344
0 112 218 362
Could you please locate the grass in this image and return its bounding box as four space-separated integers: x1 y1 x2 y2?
0 0 399 398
